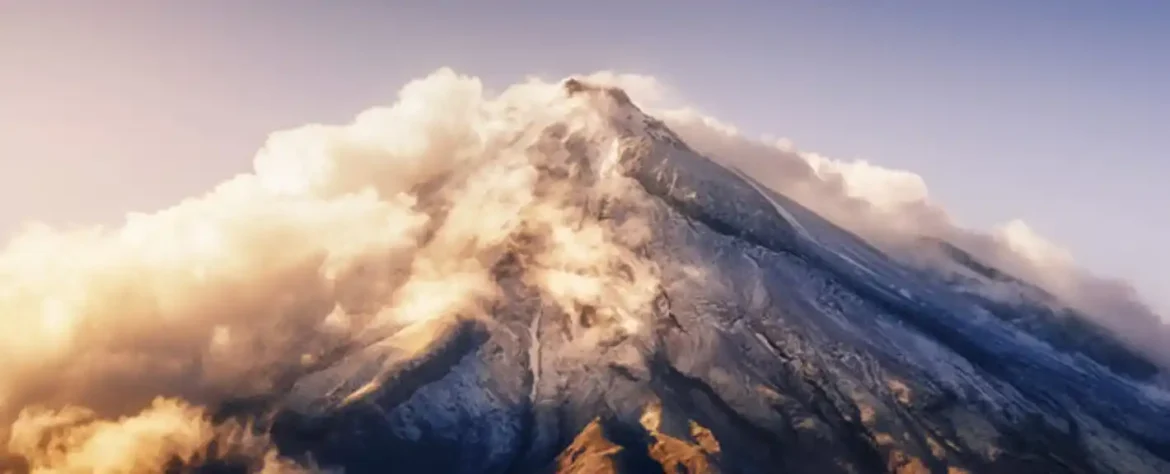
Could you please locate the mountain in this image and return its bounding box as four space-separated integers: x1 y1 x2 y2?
918 237 1161 380
7 78 1170 474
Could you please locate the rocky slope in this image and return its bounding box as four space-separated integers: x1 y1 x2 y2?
146 80 1170 473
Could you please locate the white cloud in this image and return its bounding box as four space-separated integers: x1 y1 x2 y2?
992 219 1076 270
801 154 931 214
0 69 663 471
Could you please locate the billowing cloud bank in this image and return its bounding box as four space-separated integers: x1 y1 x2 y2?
0 69 1163 472
0 70 664 472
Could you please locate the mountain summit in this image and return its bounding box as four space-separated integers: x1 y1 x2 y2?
3 75 1168 474
264 79 1170 473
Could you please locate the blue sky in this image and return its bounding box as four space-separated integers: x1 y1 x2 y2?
1 2 1167 312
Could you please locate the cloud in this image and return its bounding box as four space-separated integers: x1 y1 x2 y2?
991 219 1076 270
9 398 317 474
801 154 931 214
0 69 663 472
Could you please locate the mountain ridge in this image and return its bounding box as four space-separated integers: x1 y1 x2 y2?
243 79 1170 473
4 76 1168 474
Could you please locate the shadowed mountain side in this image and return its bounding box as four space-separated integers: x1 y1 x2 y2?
6 77 1167 474
181 80 1169 474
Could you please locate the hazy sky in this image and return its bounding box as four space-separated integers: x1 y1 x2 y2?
1 2 1167 313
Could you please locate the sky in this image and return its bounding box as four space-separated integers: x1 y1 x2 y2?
1 2 1167 313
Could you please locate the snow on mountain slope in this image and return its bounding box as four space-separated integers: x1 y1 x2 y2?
264 79 1170 473
1 71 1168 474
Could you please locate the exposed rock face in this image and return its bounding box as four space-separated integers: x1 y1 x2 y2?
158 80 1170 473
550 410 722 474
